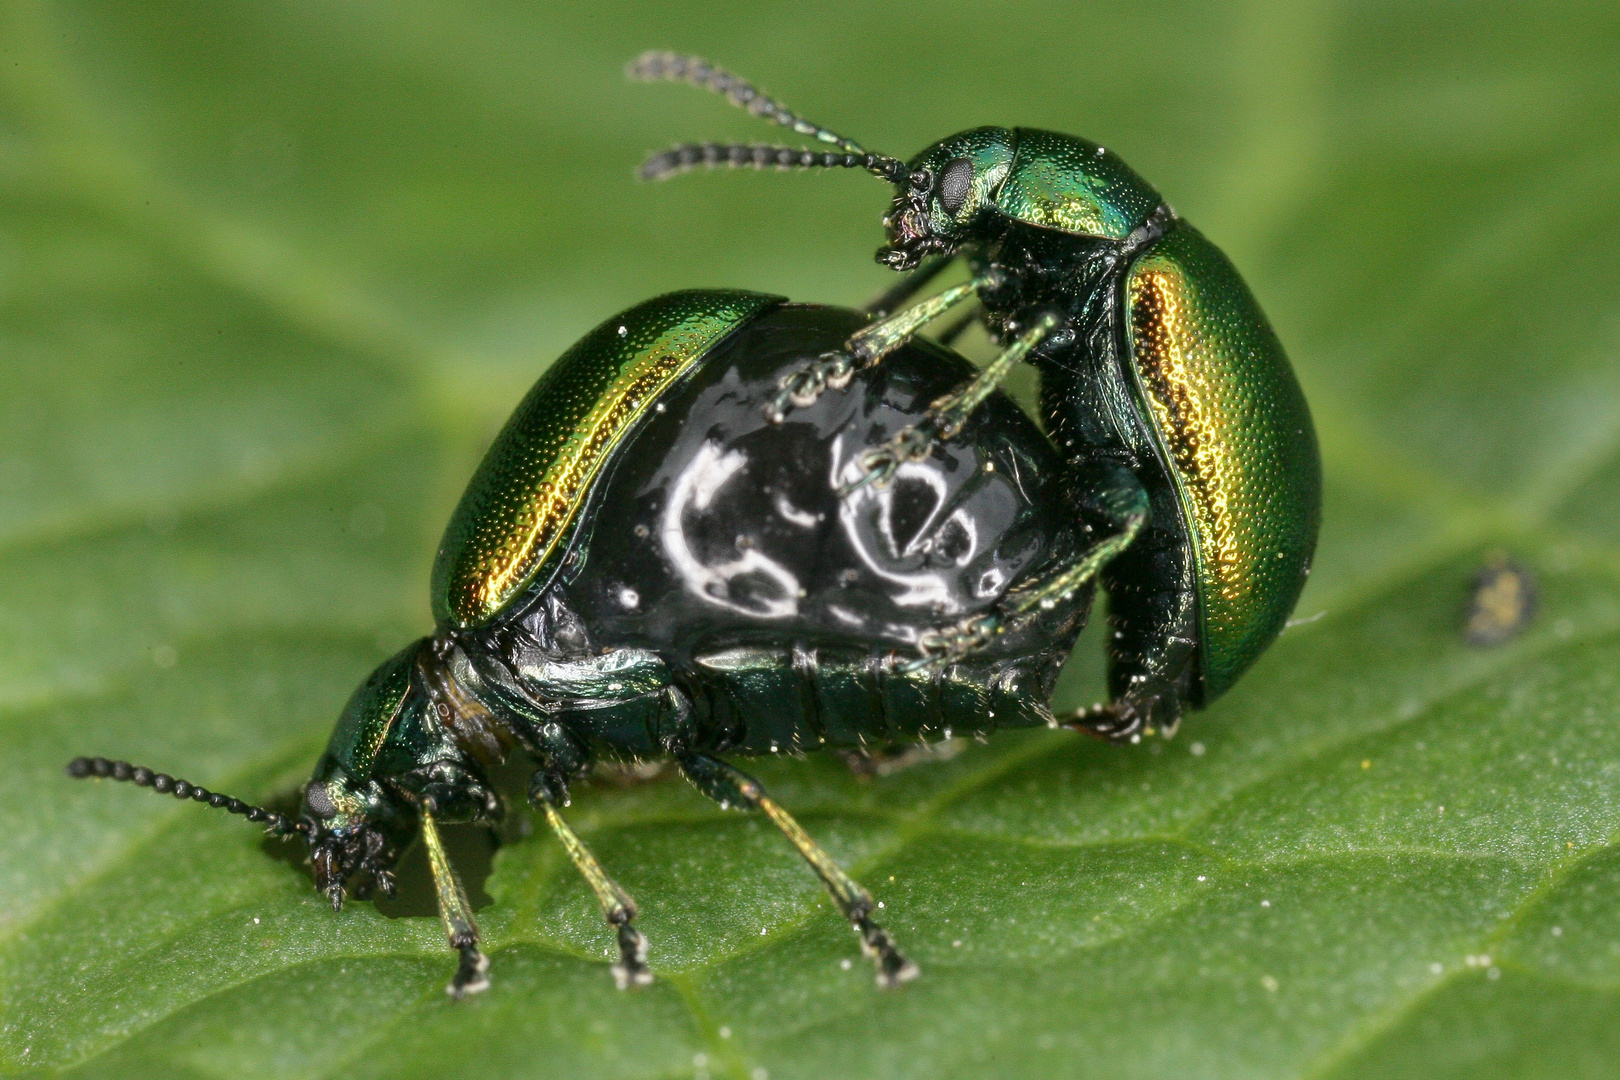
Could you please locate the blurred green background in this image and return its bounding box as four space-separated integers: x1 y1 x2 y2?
4 1 1620 1078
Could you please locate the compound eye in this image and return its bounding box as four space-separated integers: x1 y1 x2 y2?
303 780 337 819
938 157 974 216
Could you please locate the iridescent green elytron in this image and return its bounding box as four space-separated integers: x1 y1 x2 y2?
432 290 783 628
1126 223 1319 699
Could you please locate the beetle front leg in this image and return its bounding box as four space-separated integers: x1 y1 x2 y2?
530 770 652 989
909 465 1150 670
419 805 491 998
676 752 918 988
844 311 1060 495
766 275 990 423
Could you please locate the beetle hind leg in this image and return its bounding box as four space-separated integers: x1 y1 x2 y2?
676 752 918 988
907 464 1150 671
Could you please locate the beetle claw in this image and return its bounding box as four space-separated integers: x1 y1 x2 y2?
446 941 490 998
767 350 853 422
840 424 939 498
610 924 653 990
855 915 919 989
905 613 1002 672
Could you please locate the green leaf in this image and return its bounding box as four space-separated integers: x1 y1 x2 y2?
4 2 1619 1078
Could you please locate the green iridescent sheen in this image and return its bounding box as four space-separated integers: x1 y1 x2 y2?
431 289 784 628
901 128 1016 232
996 129 1162 240
1124 222 1321 700
325 643 415 776
903 128 1160 244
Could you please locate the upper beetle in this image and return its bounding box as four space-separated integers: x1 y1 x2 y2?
633 52 1321 741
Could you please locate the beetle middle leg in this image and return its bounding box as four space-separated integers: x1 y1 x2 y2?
765 273 991 423
909 464 1150 669
530 768 653 989
843 311 1060 494
676 751 919 988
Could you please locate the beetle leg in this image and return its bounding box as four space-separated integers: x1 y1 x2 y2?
419 805 491 998
765 349 859 423
848 276 988 367
1069 696 1159 745
765 275 989 423
530 773 652 990
843 312 1059 495
907 466 1150 670
676 752 918 988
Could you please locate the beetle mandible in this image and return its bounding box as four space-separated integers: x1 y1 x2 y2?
71 294 1096 995
632 52 1322 741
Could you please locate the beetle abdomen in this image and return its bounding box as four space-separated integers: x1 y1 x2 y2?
1124 222 1321 700
431 289 785 629
691 644 1058 752
474 302 1089 753
552 304 1086 661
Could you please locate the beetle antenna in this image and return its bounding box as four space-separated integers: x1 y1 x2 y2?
628 52 908 183
67 756 314 838
638 142 905 182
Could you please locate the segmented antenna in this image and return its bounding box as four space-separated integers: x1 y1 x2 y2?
628 51 908 183
639 142 904 182
67 756 313 837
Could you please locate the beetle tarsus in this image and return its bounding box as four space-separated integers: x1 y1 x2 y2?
905 612 1001 672
1069 694 1182 746
855 914 920 989
842 423 939 495
611 922 653 990
447 937 491 998
766 350 854 422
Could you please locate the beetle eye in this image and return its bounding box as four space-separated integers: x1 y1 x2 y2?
304 780 337 819
938 157 974 216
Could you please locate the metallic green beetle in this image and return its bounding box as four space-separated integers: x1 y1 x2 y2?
68 56 1321 1000
635 52 1321 739
72 292 1095 995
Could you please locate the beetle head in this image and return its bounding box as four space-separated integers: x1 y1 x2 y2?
876 128 1017 271
301 756 416 910
62 753 409 911
301 637 505 909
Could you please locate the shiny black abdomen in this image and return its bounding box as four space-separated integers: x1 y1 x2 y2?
480 304 1089 754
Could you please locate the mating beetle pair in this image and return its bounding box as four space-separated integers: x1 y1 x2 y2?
70 53 1319 996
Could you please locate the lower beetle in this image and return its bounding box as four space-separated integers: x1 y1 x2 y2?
633 53 1322 740
72 291 1096 995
